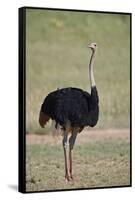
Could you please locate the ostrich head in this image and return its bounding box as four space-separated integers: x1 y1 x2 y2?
88 42 97 51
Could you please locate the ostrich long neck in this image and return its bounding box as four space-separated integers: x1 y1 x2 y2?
89 50 96 87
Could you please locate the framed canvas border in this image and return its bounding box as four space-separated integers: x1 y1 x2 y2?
18 7 26 193
18 6 132 193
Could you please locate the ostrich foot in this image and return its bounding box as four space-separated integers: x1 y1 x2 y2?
65 174 74 181
65 174 71 181
69 174 74 180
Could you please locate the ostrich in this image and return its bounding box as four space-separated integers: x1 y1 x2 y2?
39 42 99 181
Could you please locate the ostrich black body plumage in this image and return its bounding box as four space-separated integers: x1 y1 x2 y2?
39 42 99 181
40 86 99 130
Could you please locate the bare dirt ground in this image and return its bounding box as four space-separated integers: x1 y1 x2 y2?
26 129 130 145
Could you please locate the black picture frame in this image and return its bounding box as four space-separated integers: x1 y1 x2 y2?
19 6 132 193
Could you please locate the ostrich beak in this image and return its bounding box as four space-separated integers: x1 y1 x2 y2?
88 44 92 48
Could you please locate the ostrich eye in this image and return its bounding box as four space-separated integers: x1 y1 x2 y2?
94 44 96 46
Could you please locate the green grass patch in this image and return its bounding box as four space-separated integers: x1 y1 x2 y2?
26 139 130 192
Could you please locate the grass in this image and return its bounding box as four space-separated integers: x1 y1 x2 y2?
25 8 131 133
26 133 130 192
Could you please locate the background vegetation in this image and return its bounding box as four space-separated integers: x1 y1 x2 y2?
26 9 130 133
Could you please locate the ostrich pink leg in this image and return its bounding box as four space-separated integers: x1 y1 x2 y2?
69 149 73 179
69 131 78 179
63 131 70 181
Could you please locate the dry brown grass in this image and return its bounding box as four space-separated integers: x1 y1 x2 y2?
26 129 131 192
